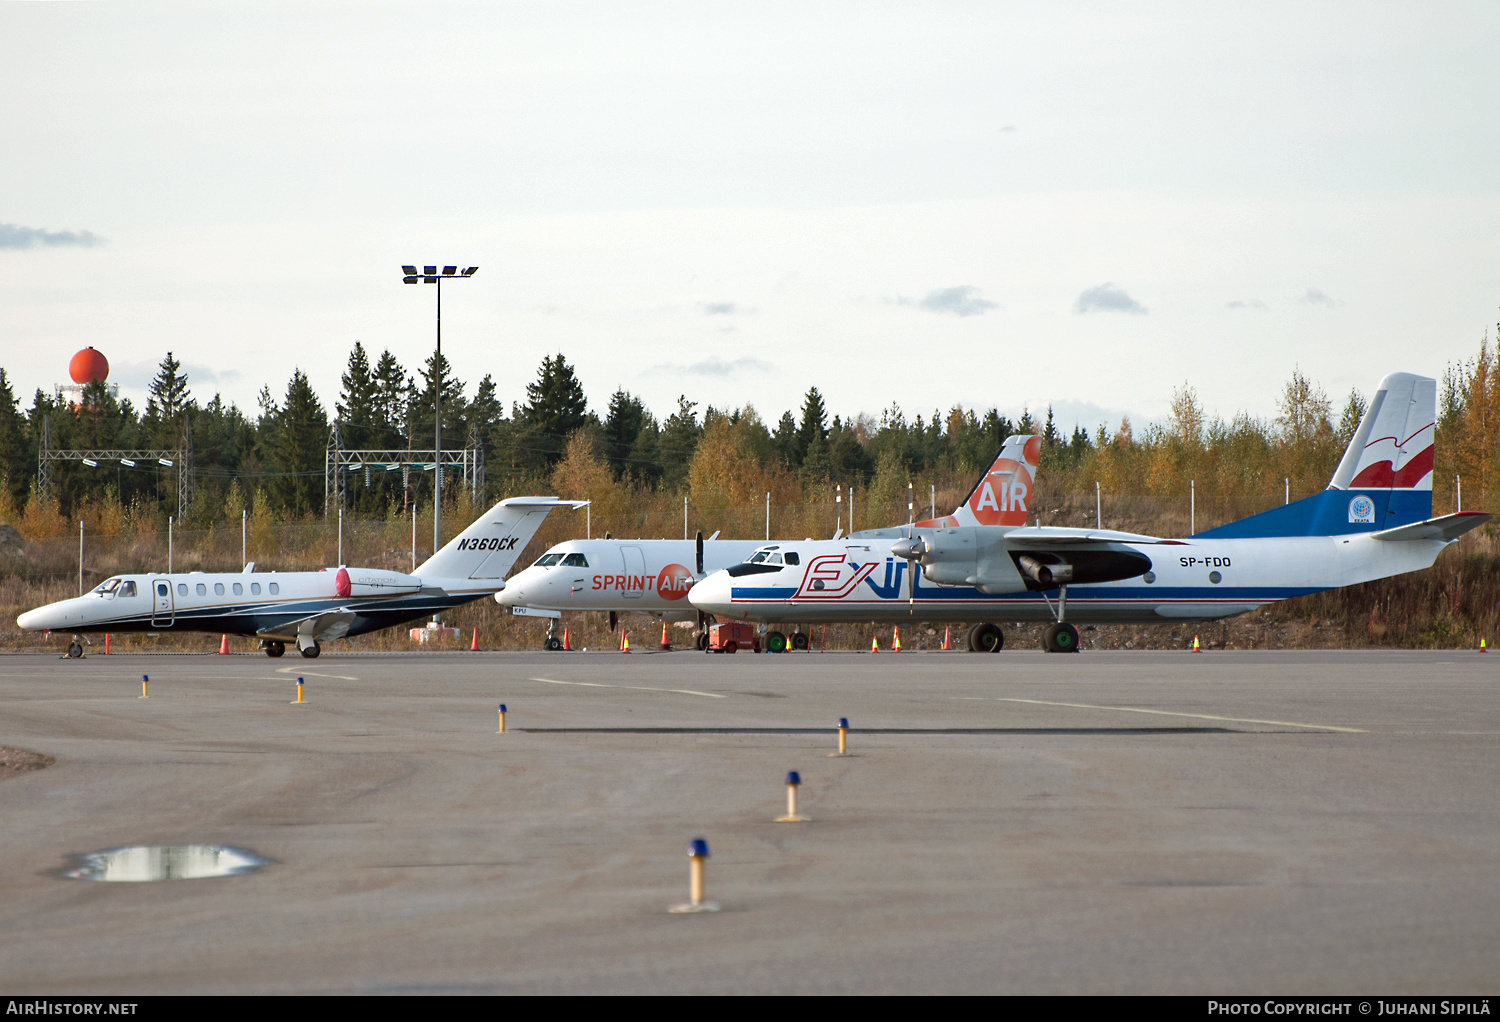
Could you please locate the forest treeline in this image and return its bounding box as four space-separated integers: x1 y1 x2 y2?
2 320 1500 542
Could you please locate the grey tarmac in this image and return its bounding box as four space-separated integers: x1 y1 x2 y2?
0 649 1496 994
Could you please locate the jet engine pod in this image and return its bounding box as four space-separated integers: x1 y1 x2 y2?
1009 545 1152 591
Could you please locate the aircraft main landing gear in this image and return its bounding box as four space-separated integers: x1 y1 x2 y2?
300 642 320 659
1044 622 1080 653
1041 585 1079 653
791 631 809 651
966 622 1004 652
264 641 285 658
765 630 788 653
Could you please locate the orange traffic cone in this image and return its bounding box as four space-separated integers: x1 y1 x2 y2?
471 628 479 651
871 634 879 652
562 627 572 651
941 626 950 650
660 621 671 650
892 626 901 652
1192 634 1201 653
218 634 229 655
1481 636 1487 653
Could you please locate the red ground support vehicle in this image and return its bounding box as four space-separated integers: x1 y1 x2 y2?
706 621 760 654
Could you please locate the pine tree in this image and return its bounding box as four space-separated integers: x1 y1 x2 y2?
773 410 799 466
267 370 328 515
371 350 408 445
336 342 379 447
521 353 590 464
796 387 829 464
658 396 701 487
411 351 467 449
0 369 27 508
603 389 646 478
1336 388 1367 446
146 352 192 442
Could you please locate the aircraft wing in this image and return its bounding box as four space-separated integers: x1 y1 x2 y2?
995 526 1181 546
1371 512 1492 543
256 609 359 643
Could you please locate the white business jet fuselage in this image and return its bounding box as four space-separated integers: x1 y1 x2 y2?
18 497 581 657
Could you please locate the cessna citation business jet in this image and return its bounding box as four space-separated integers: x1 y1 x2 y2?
18 496 582 658
690 373 1489 653
496 442 1054 650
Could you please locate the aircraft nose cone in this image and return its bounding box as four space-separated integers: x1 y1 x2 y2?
687 571 733 614
17 604 63 631
494 580 524 606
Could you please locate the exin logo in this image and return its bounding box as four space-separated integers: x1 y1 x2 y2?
1348 494 1375 524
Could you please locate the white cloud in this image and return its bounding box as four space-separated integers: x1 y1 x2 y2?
1075 282 1147 315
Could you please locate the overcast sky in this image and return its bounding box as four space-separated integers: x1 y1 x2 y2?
3 1 1498 432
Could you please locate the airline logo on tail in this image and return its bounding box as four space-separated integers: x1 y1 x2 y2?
918 434 1042 528
1329 374 1437 493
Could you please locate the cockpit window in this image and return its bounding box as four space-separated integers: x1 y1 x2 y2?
119 581 137 597
93 578 121 596
749 551 770 563
766 552 784 565
561 553 588 567
534 553 564 567
784 552 799 566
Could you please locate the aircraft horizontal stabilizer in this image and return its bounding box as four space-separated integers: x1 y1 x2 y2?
1371 512 1491 543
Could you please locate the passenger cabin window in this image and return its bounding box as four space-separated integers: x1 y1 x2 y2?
268 582 279 595
561 553 588 567
177 583 188 596
784 553 800 566
232 582 243 595
250 582 261 595
196 583 207 596
157 583 169 597
214 583 225 596
534 553 564 567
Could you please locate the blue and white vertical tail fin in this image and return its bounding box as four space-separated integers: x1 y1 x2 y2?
1197 373 1435 539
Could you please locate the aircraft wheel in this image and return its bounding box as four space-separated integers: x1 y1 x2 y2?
544 636 563 651
66 641 83 659
696 633 709 651
791 631 809 651
967 622 1004 652
265 641 285 658
1043 623 1080 653
765 631 788 653
300 642 321 659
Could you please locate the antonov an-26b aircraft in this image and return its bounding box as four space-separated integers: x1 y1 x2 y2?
18 496 581 658
688 372 1489 653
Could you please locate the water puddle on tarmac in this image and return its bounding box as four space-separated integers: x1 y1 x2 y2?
61 845 272 882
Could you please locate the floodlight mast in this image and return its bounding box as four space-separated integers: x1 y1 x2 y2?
401 264 478 558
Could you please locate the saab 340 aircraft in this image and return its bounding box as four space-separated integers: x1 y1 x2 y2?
18 496 582 658
688 373 1489 653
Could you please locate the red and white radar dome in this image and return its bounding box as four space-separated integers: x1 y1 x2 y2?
69 347 109 384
